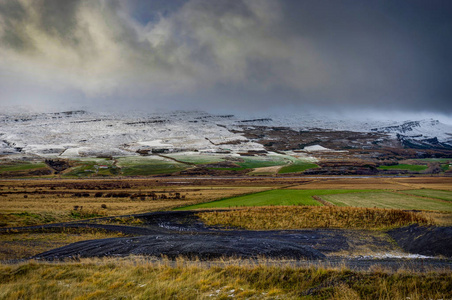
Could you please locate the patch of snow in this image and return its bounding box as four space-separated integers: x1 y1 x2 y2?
355 252 435 259
303 145 332 152
60 147 89 157
137 140 173 147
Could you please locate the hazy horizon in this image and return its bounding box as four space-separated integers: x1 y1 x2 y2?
1 0 451 118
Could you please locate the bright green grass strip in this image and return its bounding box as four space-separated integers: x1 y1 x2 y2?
120 162 187 176
378 164 428 171
441 164 450 172
323 192 452 211
64 157 188 176
207 157 289 171
401 189 452 202
177 189 379 210
164 154 225 164
0 162 47 173
235 157 288 169
278 161 318 174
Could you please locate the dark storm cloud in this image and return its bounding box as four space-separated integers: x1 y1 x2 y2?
0 0 451 114
276 0 452 112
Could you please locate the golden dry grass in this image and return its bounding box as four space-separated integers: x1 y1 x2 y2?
0 257 451 300
0 179 271 227
390 177 452 191
421 211 452 226
197 206 432 230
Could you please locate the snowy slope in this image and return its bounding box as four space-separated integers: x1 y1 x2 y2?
1 110 451 158
0 111 261 157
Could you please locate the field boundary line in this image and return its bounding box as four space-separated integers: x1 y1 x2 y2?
157 154 195 166
311 195 335 206
383 178 418 189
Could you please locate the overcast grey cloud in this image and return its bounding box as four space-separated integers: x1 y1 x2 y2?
0 0 451 115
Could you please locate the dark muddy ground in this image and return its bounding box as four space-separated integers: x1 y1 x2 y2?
388 224 452 257
2 211 451 270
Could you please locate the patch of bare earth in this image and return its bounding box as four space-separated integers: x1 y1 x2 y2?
249 165 283 175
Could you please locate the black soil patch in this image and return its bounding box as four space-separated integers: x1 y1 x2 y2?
388 224 452 257
4 211 451 261
33 234 325 260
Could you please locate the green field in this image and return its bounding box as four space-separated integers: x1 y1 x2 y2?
278 160 318 173
441 164 450 172
117 157 188 176
0 162 47 173
401 189 452 202
178 189 377 209
164 153 225 164
378 164 428 172
166 154 289 171
64 158 118 177
179 188 452 212
235 156 288 170
322 192 452 212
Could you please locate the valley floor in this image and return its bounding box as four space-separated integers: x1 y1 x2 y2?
1 177 451 299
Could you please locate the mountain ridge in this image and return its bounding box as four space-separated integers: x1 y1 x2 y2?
1 110 451 159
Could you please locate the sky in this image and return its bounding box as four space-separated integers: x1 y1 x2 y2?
0 0 451 119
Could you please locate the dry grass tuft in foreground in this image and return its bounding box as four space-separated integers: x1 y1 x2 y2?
0 257 450 300
197 206 432 230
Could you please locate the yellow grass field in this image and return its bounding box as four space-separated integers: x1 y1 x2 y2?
0 258 451 300
0 179 272 227
197 206 431 230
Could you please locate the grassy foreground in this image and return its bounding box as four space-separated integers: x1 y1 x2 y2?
0 258 451 300
197 206 431 230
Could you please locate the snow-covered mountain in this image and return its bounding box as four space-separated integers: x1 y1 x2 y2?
1 110 451 158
